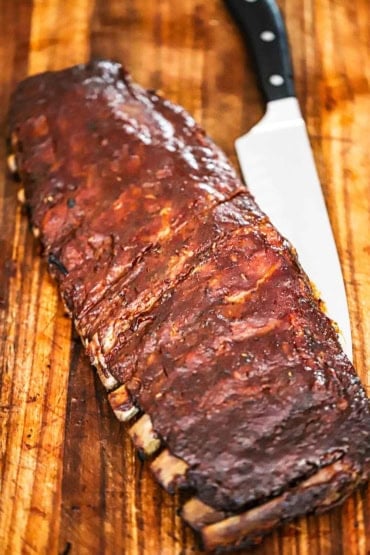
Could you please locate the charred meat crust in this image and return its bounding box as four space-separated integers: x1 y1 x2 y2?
8 60 370 550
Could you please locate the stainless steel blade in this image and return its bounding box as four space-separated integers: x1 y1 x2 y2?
236 97 352 359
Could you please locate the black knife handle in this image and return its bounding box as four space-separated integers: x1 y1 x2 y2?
224 0 295 102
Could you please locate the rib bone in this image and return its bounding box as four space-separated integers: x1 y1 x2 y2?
7 153 17 174
182 497 226 530
150 449 189 493
95 362 118 391
17 188 26 204
128 414 161 457
200 459 360 551
108 384 139 422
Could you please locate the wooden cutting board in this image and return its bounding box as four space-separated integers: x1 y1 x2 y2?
0 1 369 554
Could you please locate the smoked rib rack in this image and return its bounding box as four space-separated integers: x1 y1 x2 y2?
8 61 370 551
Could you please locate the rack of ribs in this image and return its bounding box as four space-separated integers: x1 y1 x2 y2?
8 61 370 552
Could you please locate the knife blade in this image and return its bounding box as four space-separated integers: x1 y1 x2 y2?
224 0 352 359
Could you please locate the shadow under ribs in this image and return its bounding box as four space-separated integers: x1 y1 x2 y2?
8 60 370 552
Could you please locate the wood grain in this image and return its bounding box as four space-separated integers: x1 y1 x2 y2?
0 1 369 554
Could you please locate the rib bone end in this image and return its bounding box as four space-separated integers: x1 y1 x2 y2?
108 383 139 422
128 413 161 457
95 364 118 391
150 449 189 493
7 154 18 174
182 498 226 530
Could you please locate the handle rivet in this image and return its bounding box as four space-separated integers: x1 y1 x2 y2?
269 74 284 86
260 30 276 42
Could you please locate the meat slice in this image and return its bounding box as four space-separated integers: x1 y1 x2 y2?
8 61 370 552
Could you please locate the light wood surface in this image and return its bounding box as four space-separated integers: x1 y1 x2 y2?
0 1 369 554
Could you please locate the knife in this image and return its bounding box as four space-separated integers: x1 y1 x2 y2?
224 0 352 359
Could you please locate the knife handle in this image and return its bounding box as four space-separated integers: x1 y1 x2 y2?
224 0 295 102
